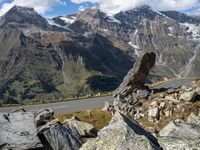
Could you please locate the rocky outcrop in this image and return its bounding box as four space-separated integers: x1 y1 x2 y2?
38 120 83 150
111 52 156 115
35 108 54 126
113 52 156 98
80 112 162 150
158 120 200 149
64 116 97 137
0 112 42 150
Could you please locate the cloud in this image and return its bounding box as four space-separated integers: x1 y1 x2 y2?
71 0 200 15
0 0 66 16
187 8 200 16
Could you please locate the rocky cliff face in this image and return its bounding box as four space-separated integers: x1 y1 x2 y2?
1 5 200 103
0 6 49 29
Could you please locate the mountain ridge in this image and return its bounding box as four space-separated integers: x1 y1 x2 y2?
0 5 200 103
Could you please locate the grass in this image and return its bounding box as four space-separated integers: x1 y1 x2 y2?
54 109 112 129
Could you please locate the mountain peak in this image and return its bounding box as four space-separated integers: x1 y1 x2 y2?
7 5 38 16
0 5 49 29
137 5 152 10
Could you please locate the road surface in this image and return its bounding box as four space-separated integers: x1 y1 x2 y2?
0 96 113 114
151 79 191 90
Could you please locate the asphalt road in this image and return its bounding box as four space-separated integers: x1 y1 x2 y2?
0 96 113 114
151 79 191 90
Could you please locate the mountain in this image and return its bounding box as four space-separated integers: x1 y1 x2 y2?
160 11 200 24
1 5 200 104
0 6 49 29
0 6 133 104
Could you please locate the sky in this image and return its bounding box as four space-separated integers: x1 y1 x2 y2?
0 0 200 18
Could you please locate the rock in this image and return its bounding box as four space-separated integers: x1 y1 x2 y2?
179 91 200 102
187 112 200 123
38 119 83 150
196 87 200 94
63 116 97 137
38 119 62 133
165 95 179 103
11 107 26 113
159 121 178 136
35 108 54 126
150 101 158 107
159 93 166 98
148 101 159 121
166 88 180 94
159 121 200 149
42 126 83 150
158 136 200 150
148 107 159 120
164 110 171 117
80 111 162 150
0 112 42 150
160 121 200 139
113 52 156 98
136 89 149 99
159 102 166 109
102 101 111 112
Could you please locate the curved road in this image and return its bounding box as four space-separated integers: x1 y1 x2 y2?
0 96 113 114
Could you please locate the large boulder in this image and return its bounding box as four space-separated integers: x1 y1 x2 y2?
38 120 83 150
64 116 97 137
113 52 156 98
80 111 162 150
35 108 54 126
159 121 200 149
0 112 42 150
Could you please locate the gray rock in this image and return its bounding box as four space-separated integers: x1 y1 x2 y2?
0 112 42 150
158 136 200 150
64 116 97 137
136 89 149 99
159 121 178 136
80 111 162 150
102 101 111 112
38 120 83 150
42 126 82 150
148 107 159 119
35 108 54 126
113 52 156 98
159 121 200 149
187 112 200 124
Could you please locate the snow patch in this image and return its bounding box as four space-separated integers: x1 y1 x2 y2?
128 41 142 56
134 30 138 36
128 41 139 49
47 19 72 31
107 15 121 24
60 16 77 24
181 23 200 39
168 27 173 33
